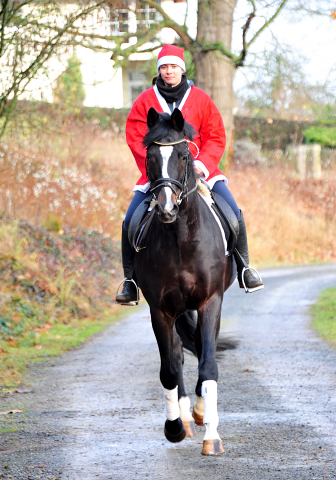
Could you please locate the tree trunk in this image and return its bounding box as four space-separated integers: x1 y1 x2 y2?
194 0 237 168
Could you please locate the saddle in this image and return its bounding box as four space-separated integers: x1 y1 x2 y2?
128 187 239 255
128 196 155 251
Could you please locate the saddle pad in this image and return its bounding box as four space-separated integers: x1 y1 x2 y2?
198 194 228 256
197 180 239 255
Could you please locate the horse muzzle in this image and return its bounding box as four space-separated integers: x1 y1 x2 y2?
157 202 179 223
154 184 181 223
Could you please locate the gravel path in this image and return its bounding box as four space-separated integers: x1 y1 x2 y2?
1 264 336 479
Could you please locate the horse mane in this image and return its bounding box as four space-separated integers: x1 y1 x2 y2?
143 112 196 147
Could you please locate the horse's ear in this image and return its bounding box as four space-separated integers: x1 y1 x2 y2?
147 107 160 128
171 108 185 132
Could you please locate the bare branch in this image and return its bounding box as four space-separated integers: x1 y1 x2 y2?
142 0 192 48
246 0 290 49
236 0 290 68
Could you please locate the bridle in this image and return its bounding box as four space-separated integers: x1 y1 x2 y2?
147 138 199 206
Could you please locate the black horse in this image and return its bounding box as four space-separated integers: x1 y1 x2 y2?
134 107 234 455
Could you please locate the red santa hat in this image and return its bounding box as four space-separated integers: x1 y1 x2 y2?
157 44 186 72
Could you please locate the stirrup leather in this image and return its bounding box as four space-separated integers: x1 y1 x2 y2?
241 266 264 294
116 278 139 306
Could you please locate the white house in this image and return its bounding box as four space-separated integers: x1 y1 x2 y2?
21 0 189 109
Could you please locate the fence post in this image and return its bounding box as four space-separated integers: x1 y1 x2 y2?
311 144 322 179
297 145 307 180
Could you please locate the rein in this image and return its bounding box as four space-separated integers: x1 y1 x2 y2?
148 138 198 205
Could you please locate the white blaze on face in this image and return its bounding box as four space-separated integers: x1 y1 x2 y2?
160 145 175 214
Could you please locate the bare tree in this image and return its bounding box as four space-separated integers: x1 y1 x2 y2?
1 0 334 149
0 0 109 137
109 0 291 157
236 40 336 121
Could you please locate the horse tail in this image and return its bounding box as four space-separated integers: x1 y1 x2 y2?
175 311 238 358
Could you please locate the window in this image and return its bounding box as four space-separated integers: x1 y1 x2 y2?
107 1 162 36
136 2 162 32
111 9 131 35
129 70 147 104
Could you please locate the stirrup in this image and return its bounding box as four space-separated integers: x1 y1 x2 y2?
116 278 139 306
241 266 264 294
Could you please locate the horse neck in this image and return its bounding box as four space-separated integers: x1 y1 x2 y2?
177 173 201 223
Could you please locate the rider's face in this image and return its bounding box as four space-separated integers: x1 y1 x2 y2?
159 64 184 87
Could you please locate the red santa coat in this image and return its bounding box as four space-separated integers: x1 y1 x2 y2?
126 83 227 192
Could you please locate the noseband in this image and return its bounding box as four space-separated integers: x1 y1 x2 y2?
147 138 198 205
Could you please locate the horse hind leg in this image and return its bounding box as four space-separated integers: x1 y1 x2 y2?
192 394 204 426
179 396 196 437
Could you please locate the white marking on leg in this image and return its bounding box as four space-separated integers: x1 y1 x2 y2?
160 146 175 214
162 384 180 421
179 396 194 422
193 395 204 416
201 380 221 441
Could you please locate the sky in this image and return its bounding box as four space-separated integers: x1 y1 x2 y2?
183 0 336 88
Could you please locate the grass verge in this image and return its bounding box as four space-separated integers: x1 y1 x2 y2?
311 287 336 344
0 216 129 392
0 305 129 391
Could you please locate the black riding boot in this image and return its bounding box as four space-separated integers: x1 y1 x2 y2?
115 224 139 305
234 211 264 293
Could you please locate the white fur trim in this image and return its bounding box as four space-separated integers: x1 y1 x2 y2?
206 174 228 188
178 396 194 422
153 85 191 115
153 85 170 114
178 86 191 110
133 182 150 193
162 385 180 421
157 55 186 72
193 160 209 179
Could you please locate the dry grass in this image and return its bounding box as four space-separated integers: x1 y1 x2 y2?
228 164 336 267
0 124 138 239
1 115 335 263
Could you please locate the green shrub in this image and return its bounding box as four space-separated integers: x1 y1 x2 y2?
303 126 336 148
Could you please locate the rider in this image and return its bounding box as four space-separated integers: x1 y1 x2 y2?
116 44 264 304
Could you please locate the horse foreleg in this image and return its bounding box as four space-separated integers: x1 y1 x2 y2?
196 296 225 455
173 326 196 437
151 309 186 443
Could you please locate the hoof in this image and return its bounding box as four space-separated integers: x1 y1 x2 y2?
164 418 186 443
192 408 204 426
183 420 196 437
201 439 225 456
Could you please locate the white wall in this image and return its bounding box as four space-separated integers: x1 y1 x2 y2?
12 1 185 109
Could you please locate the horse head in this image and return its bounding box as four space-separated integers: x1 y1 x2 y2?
144 107 196 224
